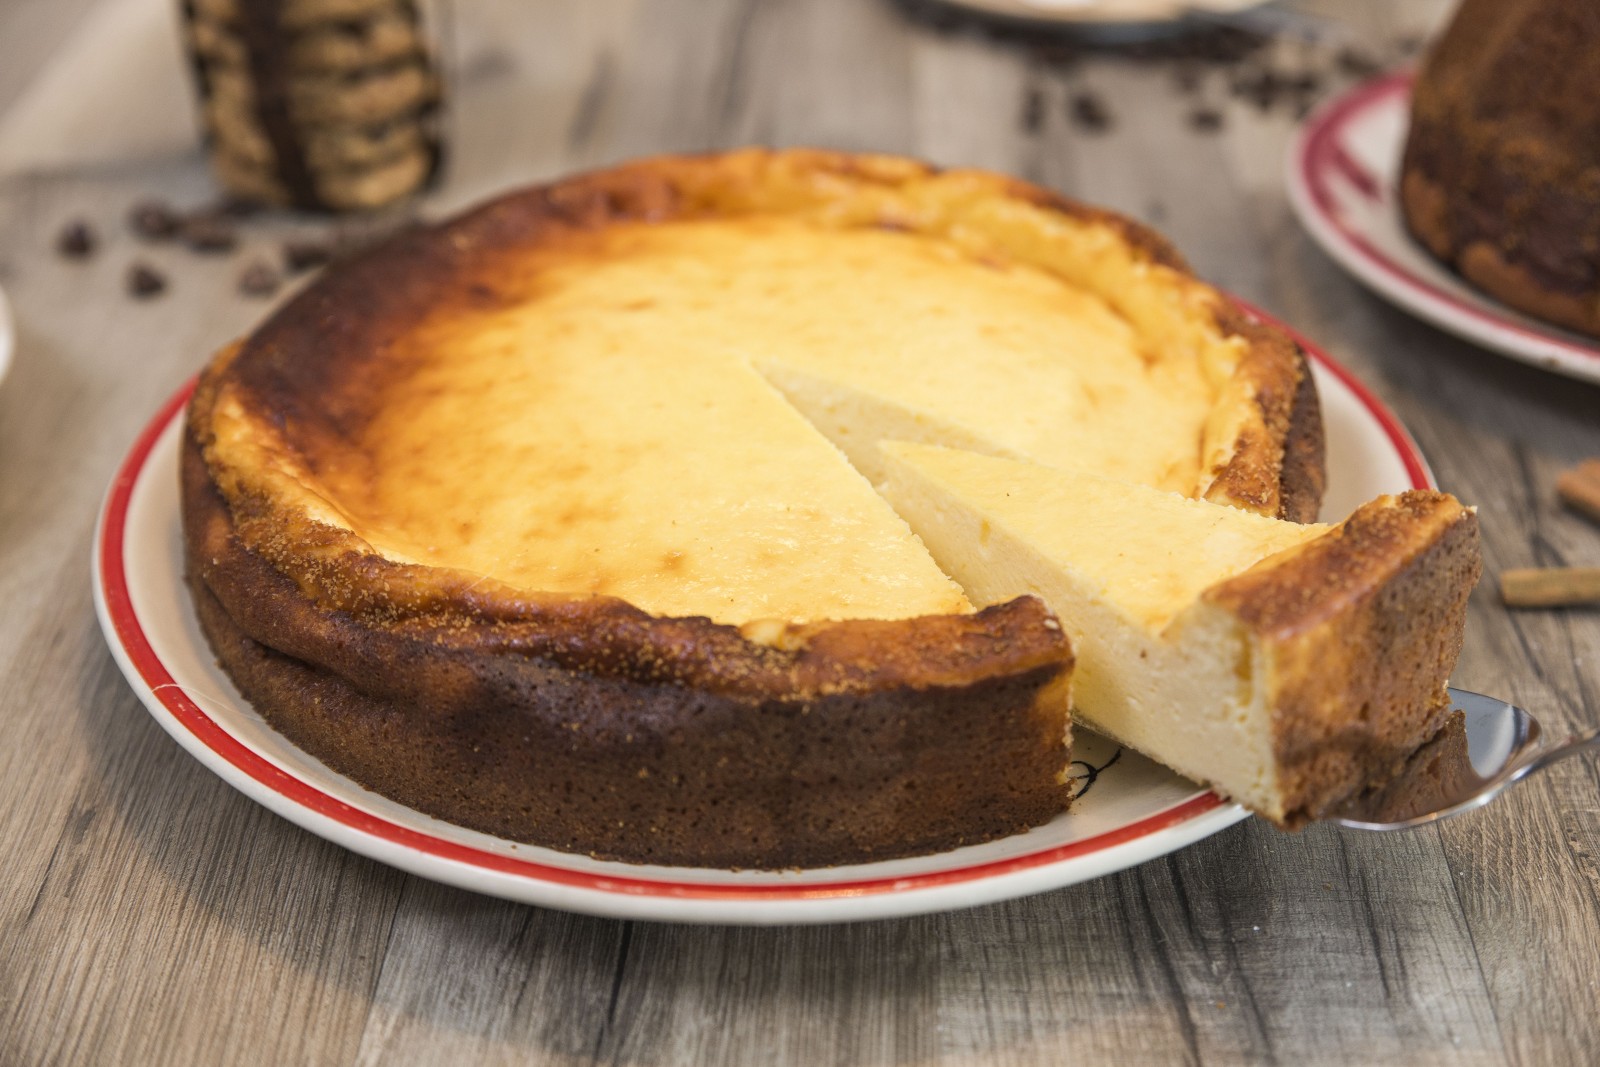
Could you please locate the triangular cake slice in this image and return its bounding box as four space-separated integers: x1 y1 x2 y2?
878 442 1481 825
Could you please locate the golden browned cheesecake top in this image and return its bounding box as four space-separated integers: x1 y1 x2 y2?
194 148 1322 629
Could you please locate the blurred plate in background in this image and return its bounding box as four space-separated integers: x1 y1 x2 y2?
0 283 13 390
931 0 1273 27
1288 72 1600 385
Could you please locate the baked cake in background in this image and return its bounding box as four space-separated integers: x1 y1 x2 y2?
1401 0 1600 337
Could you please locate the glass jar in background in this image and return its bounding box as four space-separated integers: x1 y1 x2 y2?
178 0 444 212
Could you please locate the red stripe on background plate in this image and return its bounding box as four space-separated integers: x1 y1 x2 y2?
1298 71 1600 364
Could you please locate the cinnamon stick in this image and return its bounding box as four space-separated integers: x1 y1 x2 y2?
1501 567 1600 608
1557 459 1600 526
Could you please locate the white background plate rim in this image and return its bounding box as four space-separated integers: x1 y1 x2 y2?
0 282 14 390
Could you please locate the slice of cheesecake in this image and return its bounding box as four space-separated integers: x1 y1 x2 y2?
878 442 1481 825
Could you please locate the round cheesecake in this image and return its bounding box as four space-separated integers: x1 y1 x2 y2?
184 149 1325 868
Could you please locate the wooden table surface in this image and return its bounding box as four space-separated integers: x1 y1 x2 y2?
2 0 1597 1063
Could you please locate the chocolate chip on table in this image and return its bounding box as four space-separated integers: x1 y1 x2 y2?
1232 68 1302 112
1068 91 1112 133
129 200 182 241
238 260 280 297
1188 107 1224 132
282 239 333 273
1335 46 1383 79
56 220 96 258
1290 71 1323 96
127 262 167 298
181 213 238 253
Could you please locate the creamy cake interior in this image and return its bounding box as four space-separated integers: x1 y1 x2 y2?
876 442 1476 822
878 442 1327 815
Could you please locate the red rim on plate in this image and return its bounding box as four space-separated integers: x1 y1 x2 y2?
98 331 1432 903
1295 71 1600 369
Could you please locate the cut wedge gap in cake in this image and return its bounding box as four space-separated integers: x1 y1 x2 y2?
877 442 1482 826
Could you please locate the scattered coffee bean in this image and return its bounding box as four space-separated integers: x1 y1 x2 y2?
1188 107 1224 132
1069 91 1112 133
1290 71 1323 96
1021 85 1045 134
1231 68 1291 112
1335 47 1382 79
238 260 280 297
127 262 167 298
282 239 333 273
129 200 182 241
1174 64 1202 94
182 213 238 253
57 220 97 258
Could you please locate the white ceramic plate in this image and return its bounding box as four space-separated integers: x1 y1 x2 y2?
94 324 1431 925
934 0 1270 26
1287 72 1600 386
0 282 14 389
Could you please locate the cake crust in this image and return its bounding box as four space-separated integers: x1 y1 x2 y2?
1207 492 1482 824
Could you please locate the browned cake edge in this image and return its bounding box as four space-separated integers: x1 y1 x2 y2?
1399 0 1600 339
183 426 1076 869
1208 301 1325 523
1205 491 1482 826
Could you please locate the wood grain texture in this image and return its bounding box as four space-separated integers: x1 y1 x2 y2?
2 0 1597 1064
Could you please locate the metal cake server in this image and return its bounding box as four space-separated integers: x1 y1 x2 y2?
1328 689 1600 831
